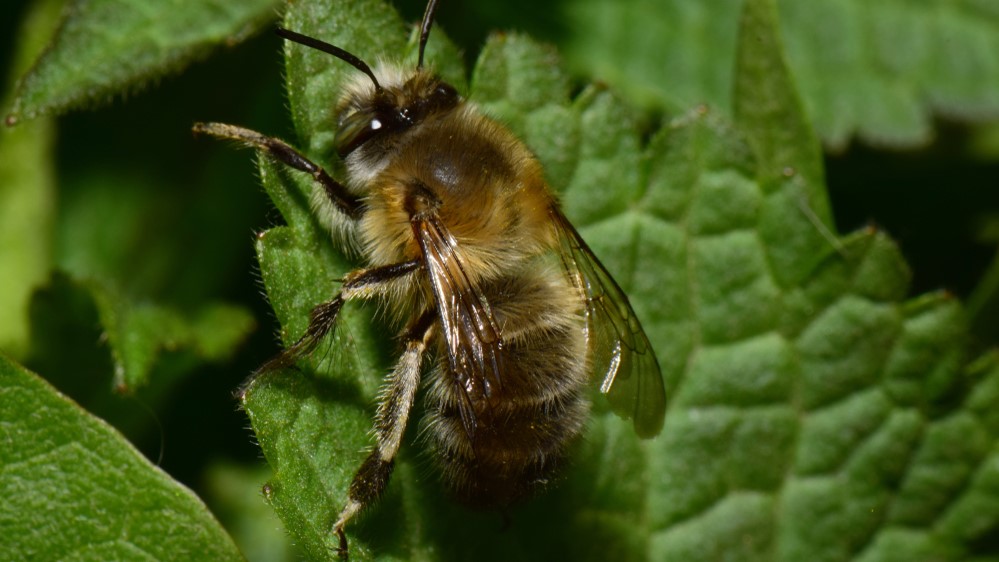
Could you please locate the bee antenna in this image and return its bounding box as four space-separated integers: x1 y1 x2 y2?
276 27 382 92
417 0 440 69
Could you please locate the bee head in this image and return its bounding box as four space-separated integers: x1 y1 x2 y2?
276 0 456 160
334 70 460 159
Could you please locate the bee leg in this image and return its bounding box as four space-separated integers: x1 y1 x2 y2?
332 310 435 558
192 122 364 220
240 259 422 394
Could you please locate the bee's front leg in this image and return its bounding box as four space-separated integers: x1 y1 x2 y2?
192 121 364 220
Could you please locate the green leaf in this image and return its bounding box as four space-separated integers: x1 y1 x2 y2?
236 0 999 560
242 168 388 561
967 245 999 343
781 0 999 149
733 0 836 290
0 354 244 561
28 272 256 393
6 0 280 123
203 461 300 562
0 0 61 357
562 0 999 150
644 1 999 560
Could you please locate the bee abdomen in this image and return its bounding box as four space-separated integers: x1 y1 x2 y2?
431 391 588 507
425 269 589 506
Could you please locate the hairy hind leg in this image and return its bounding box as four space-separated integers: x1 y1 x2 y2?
332 310 435 559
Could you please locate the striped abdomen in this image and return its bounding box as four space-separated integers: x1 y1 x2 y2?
423 265 590 506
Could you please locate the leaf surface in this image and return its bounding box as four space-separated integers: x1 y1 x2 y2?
0 355 245 561
28 272 255 393
0 0 61 357
563 0 999 149
239 0 999 560
7 0 279 122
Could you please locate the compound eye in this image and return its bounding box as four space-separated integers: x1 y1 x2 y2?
409 81 460 119
335 110 384 158
435 82 458 102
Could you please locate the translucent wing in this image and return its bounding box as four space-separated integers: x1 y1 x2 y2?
414 215 505 438
551 208 666 438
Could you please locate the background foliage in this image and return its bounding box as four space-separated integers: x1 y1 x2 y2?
2 0 999 560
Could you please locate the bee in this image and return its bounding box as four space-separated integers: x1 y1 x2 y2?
195 0 665 556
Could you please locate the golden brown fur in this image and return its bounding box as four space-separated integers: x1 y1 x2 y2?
195 7 664 555
341 66 589 505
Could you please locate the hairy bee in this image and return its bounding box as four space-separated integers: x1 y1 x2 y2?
195 0 665 556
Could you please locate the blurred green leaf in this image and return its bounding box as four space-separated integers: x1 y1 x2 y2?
6 0 280 123
562 0 999 150
0 0 62 357
780 0 999 149
0 113 54 358
204 461 300 562
969 122 999 159
28 272 255 393
0 355 244 561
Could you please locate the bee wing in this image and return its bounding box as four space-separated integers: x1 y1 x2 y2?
551 208 666 438
414 215 505 438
